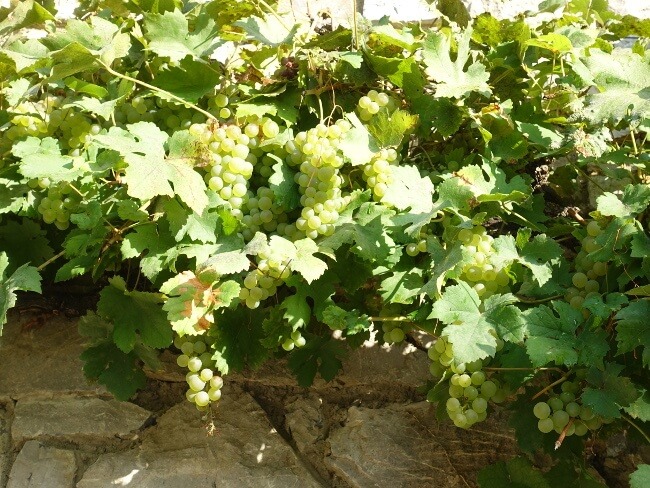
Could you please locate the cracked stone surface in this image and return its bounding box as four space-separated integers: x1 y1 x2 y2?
78 387 324 487
11 397 151 447
0 315 105 401
6 441 77 488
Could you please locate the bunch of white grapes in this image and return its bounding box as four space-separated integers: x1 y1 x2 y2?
35 182 80 230
285 120 352 239
4 100 50 144
241 186 290 241
533 380 612 436
356 90 395 121
239 243 293 309
201 118 278 217
362 147 400 203
174 335 224 411
429 336 507 429
565 220 608 314
457 226 510 299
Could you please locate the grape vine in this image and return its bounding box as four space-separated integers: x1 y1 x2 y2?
0 0 649 485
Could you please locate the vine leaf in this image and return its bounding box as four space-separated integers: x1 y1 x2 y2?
144 9 223 62
422 27 491 98
287 336 346 387
477 456 550 488
615 300 650 368
94 123 209 214
429 283 523 364
97 276 172 353
582 363 639 419
12 137 85 182
630 465 650 488
0 252 42 335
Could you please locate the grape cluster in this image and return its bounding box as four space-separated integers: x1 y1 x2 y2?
282 330 306 351
239 243 293 309
457 226 510 299
241 187 289 241
285 120 352 239
4 101 49 144
356 90 394 121
428 336 507 429
362 148 400 203
565 220 607 314
208 92 234 120
533 380 612 436
35 182 81 230
174 335 223 411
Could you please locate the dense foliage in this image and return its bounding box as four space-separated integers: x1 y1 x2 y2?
1 0 649 484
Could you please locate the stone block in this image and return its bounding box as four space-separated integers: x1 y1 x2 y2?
7 440 77 488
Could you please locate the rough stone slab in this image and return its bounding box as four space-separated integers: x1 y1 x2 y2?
7 440 77 488
325 402 517 487
0 407 11 488
0 314 105 400
78 387 324 487
12 397 151 446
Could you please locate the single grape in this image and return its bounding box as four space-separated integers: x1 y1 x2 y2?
548 397 564 412
176 354 190 368
480 381 497 399
210 376 224 389
565 402 581 417
446 398 461 412
187 357 203 373
188 374 206 392
194 391 210 407
472 397 488 414
538 418 554 433
458 374 472 388
208 388 222 401
180 342 195 356
199 368 214 382
533 402 551 420
552 410 570 429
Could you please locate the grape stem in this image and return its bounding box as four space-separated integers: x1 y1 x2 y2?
483 367 563 373
98 62 218 122
555 417 574 450
622 414 650 444
515 294 564 304
532 370 572 401
36 250 66 271
369 316 414 322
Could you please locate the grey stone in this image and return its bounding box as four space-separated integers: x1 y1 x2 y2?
7 440 77 488
325 402 516 487
78 388 324 487
11 397 151 446
0 406 11 488
0 315 105 400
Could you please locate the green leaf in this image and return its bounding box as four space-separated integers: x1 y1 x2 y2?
97 276 171 352
625 390 650 422
365 52 425 99
526 33 572 53
144 9 222 62
582 363 639 419
290 238 328 284
322 305 371 336
412 95 465 137
630 465 650 488
80 342 146 401
422 28 491 99
210 306 269 374
12 137 86 182
339 113 378 166
430 283 523 364
152 57 221 103
615 300 650 368
379 257 424 304
577 50 650 124
524 301 583 367
287 336 346 387
491 234 562 287
0 219 54 274
95 124 209 214
268 157 300 210
121 223 178 280
478 456 550 488
383 165 435 213
0 253 42 335
280 293 311 330
596 184 650 219
366 109 418 148
233 15 298 47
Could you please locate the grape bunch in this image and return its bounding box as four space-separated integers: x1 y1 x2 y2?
241 187 289 241
239 242 293 309
565 220 608 314
356 90 395 121
174 335 224 411
35 182 81 230
457 226 510 299
281 330 306 351
285 120 352 239
533 380 612 437
428 336 507 429
362 148 400 203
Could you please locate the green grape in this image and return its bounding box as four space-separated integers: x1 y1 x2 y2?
548 397 564 412
199 368 214 382
472 397 488 414
586 221 602 237
572 272 588 289
579 406 594 421
188 374 206 392
574 420 589 436
449 385 464 398
552 410 570 429
465 409 479 425
471 371 486 385
282 339 295 351
464 386 479 400
458 374 472 388
533 402 551 420
565 402 581 417
559 391 575 404
480 381 497 399
187 357 202 372
193 341 207 354
181 341 195 356
208 388 222 402
194 391 210 407
446 398 461 412
210 376 224 389
176 354 190 368
538 418 554 433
